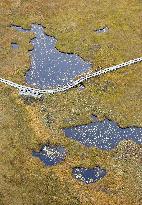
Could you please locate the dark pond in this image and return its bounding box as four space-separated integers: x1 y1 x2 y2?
95 26 109 33
32 144 66 166
72 166 106 184
11 24 92 89
64 116 142 150
11 42 19 49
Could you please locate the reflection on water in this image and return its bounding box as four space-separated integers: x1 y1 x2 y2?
64 117 142 150
32 144 66 166
72 166 106 184
11 24 92 89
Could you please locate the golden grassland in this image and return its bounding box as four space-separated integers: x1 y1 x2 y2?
0 0 142 204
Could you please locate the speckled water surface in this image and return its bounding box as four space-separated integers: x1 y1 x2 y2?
11 24 92 89
64 117 142 150
32 144 66 166
72 166 106 184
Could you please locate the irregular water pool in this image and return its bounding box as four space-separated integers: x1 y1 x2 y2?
11 24 92 89
32 144 66 166
64 117 142 150
72 166 106 184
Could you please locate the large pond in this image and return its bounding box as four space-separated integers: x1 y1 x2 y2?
11 24 92 89
64 116 142 150
32 144 67 166
72 166 106 184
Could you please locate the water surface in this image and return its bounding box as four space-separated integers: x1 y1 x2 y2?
11 43 19 49
32 144 66 166
95 26 109 33
72 166 106 184
12 24 92 89
64 117 142 150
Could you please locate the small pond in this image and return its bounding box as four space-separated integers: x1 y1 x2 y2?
95 26 109 33
11 42 19 49
72 166 106 184
11 24 92 89
64 116 142 150
32 144 66 166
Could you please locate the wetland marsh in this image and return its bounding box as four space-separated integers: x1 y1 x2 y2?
0 0 142 205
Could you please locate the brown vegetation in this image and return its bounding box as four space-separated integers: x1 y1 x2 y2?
0 0 142 204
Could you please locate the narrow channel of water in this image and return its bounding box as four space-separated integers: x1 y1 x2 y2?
64 117 142 150
72 166 106 184
11 24 92 89
32 144 67 166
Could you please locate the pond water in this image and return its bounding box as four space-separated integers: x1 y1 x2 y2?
95 26 109 33
64 117 142 150
11 42 19 49
72 166 106 184
11 24 92 89
32 144 66 166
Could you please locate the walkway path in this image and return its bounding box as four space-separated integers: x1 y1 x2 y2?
0 57 142 98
